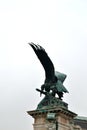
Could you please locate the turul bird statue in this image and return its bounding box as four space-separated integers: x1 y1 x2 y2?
29 43 68 100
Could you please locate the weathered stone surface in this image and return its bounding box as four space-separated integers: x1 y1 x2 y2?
27 106 77 130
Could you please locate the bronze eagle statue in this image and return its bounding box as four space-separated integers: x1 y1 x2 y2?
29 43 68 99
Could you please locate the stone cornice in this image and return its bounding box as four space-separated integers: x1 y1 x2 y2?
27 106 77 119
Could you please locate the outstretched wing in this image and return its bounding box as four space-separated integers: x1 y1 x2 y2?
29 43 55 82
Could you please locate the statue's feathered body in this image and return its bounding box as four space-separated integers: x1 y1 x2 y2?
29 43 68 99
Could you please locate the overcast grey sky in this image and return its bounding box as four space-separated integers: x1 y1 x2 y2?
0 0 87 130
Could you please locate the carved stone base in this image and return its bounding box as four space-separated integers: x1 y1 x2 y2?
37 95 68 110
27 106 77 130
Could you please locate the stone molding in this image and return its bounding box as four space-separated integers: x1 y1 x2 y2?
27 106 77 130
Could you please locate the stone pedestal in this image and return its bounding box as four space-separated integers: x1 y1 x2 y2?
27 106 77 130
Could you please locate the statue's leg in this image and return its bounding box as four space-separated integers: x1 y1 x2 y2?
51 91 56 97
51 87 57 97
57 92 63 100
